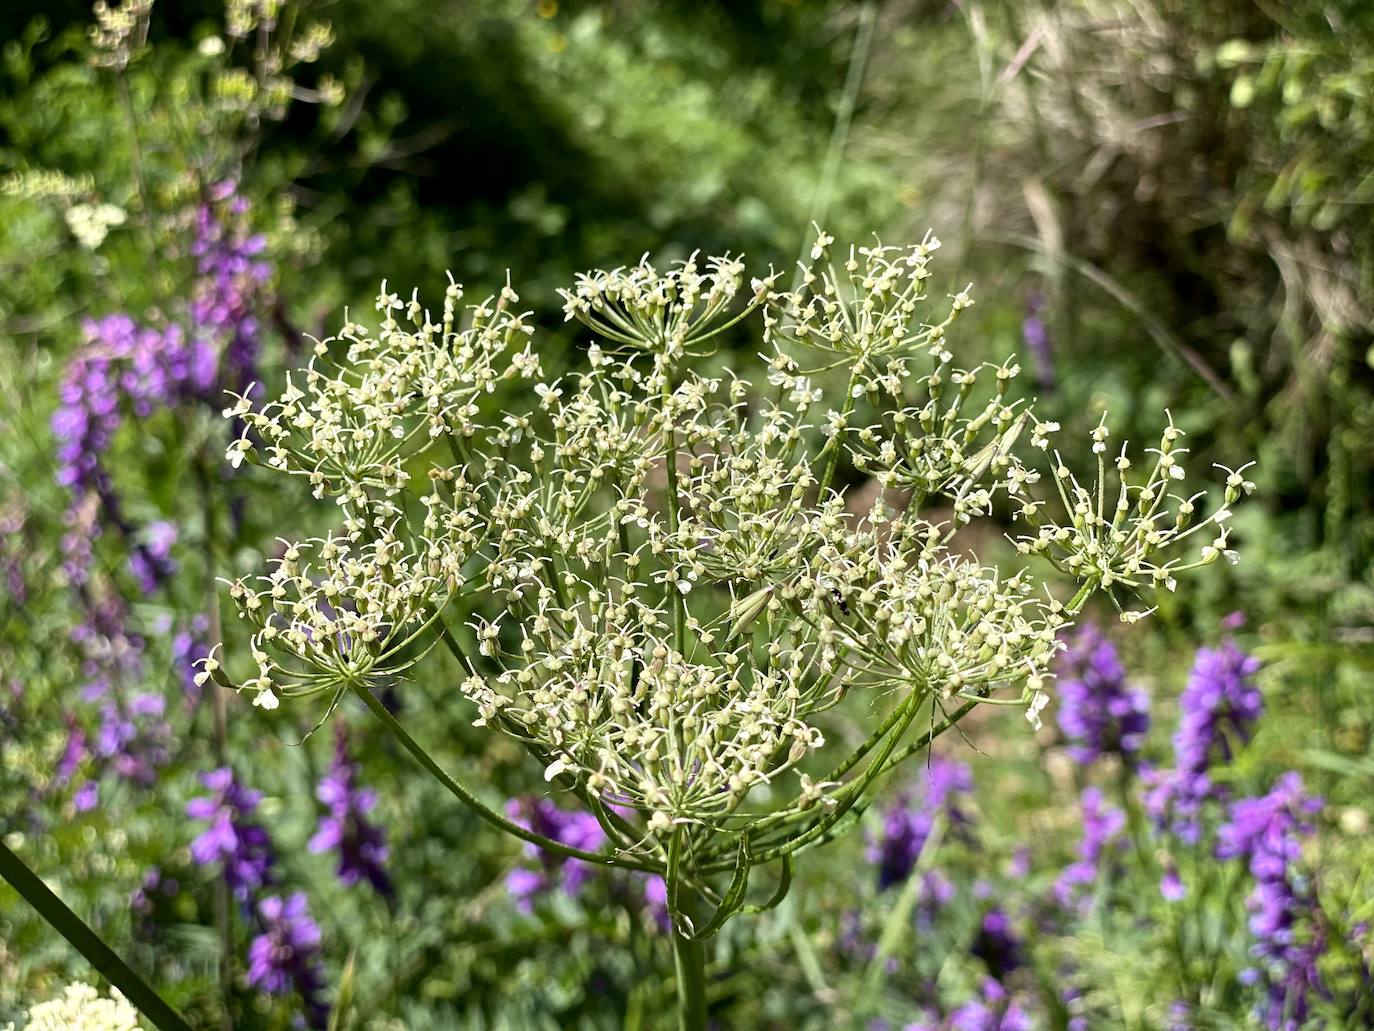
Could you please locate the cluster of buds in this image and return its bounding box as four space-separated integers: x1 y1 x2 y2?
559 252 777 360
1010 413 1253 601
213 228 1250 937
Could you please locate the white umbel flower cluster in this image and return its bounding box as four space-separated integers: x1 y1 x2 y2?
211 228 1250 911
4 983 142 1031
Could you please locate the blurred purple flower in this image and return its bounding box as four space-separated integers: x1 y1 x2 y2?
867 757 974 891
1021 291 1054 389
52 183 271 595
1055 623 1150 767
186 767 275 901
247 892 329 1029
73 781 98 812
308 727 392 896
192 180 271 395
1143 641 1263 842
94 692 170 787
906 978 1035 1031
505 797 606 910
1160 864 1187 902
170 614 211 702
53 716 89 789
1218 773 1327 1028
971 907 1023 982
1054 787 1126 913
642 874 671 932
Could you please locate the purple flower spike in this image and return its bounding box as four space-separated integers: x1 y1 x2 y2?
971 907 1024 981
1217 773 1327 1028
1055 623 1150 767
186 767 275 901
1143 640 1263 841
308 727 393 896
505 797 607 910
907 978 1034 1031
867 757 974 892
247 892 329 1029
1054 787 1126 913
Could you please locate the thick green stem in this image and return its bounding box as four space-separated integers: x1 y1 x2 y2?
671 899 708 1031
0 841 193 1031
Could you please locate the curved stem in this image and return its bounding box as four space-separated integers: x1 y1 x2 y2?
347 680 660 873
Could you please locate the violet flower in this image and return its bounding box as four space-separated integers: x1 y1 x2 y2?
308 727 393 896
186 767 275 901
94 692 170 787
1021 290 1054 390
905 978 1035 1031
1054 787 1126 913
505 797 607 910
971 907 1024 982
170 614 211 702
1143 640 1263 843
867 757 974 891
1217 772 1327 1029
1054 623 1150 767
247 892 329 1029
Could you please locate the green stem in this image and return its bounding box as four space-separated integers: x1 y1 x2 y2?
0 841 193 1031
661 379 686 655
816 367 861 498
671 898 708 1031
347 680 659 872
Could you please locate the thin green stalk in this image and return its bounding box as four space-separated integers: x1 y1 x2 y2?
794 1 876 285
816 366 861 499
0 841 193 1031
661 378 686 655
346 680 661 872
864 815 946 995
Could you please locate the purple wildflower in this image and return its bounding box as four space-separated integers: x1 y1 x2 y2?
971 907 1023 981
1217 773 1326 1028
867 757 974 891
247 892 329 1029
53 716 89 790
906 978 1035 1031
170 614 211 702
308 727 392 896
1160 863 1187 902
186 767 275 901
1054 787 1126 912
73 781 99 812
505 797 607 910
642 874 671 932
1055 623 1150 766
94 692 170 787
1143 641 1263 842
192 180 271 394
131 867 179 941
1021 291 1054 389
